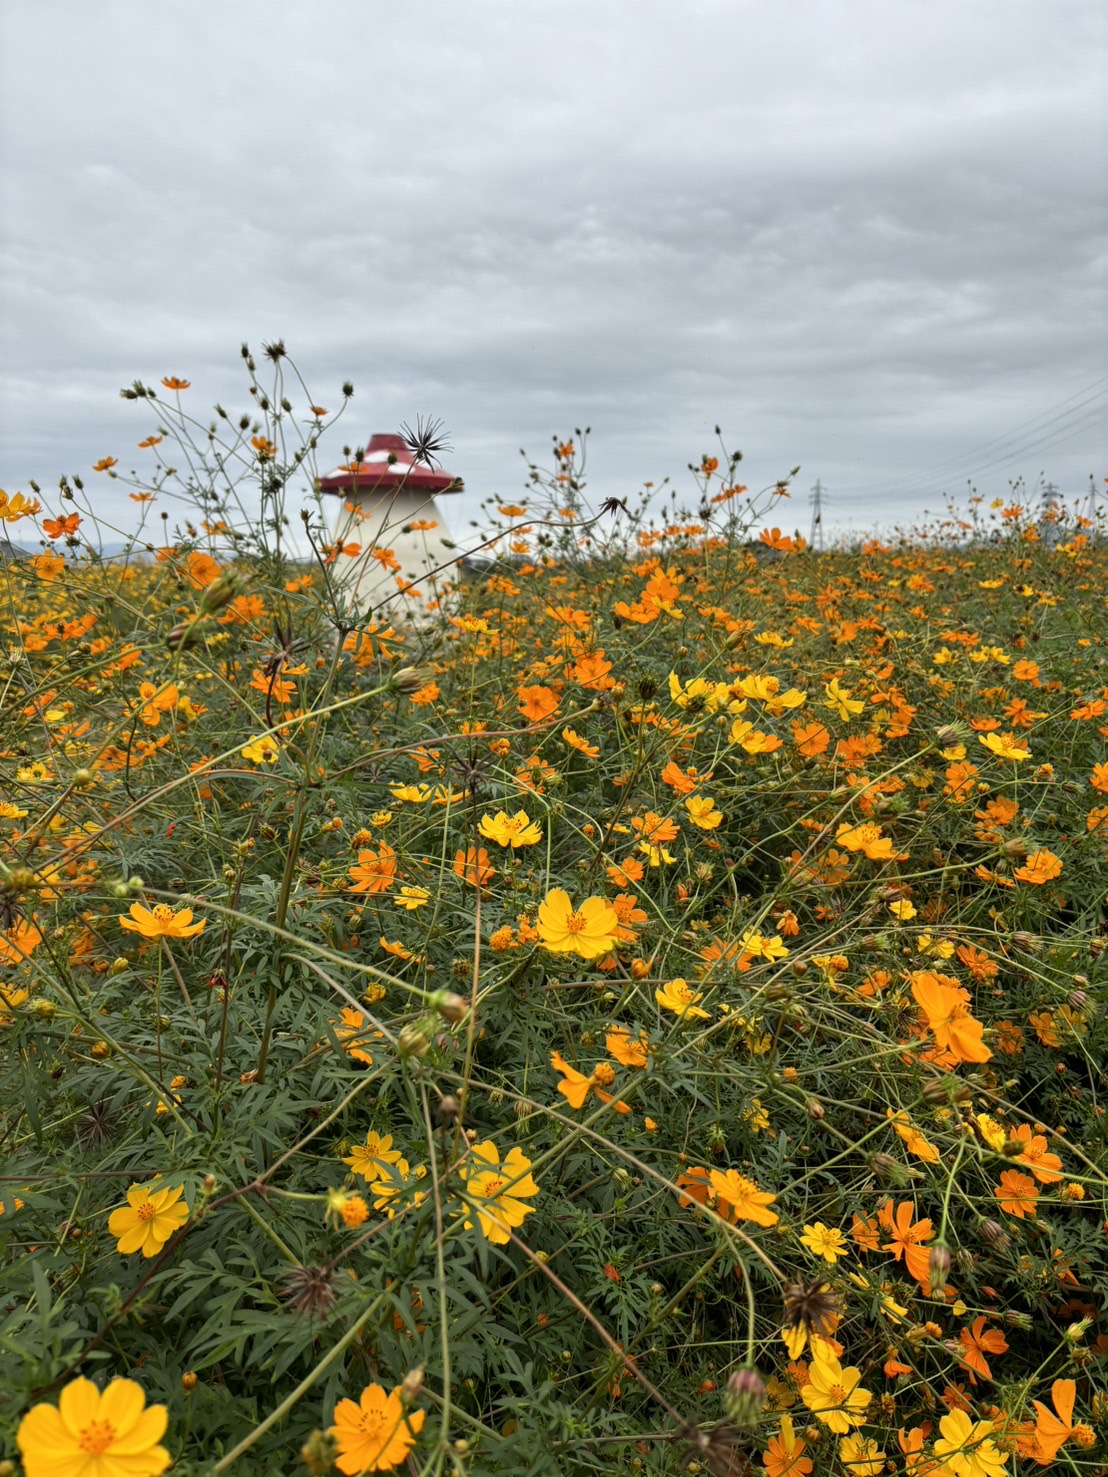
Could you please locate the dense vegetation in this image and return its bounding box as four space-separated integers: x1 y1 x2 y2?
1 348 1105 1474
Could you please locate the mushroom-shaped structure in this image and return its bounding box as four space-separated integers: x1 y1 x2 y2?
317 433 464 618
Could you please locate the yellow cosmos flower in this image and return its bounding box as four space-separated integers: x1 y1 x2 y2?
241 733 280 764
118 903 205 940
17 1376 170 1477
537 888 620 959
457 1140 540 1245
342 1131 405 1183
800 1347 871 1432
477 809 543 847
655 977 711 1019
932 1407 1008 1477
108 1182 189 1257
330 1381 426 1474
838 1434 886 1477
822 677 865 721
739 930 790 962
800 1221 847 1263
685 794 723 830
978 732 1030 761
394 886 430 911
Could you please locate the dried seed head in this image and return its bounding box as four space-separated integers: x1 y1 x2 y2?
781 1278 840 1340
280 1264 343 1322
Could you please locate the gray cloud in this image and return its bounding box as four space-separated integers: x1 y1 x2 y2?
2 0 1105 542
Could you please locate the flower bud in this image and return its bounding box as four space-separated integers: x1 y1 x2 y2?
1004 1309 1033 1330
927 1243 952 1291
109 956 129 976
723 1367 767 1429
182 1371 198 1391
806 1098 826 1121
30 999 55 1020
399 1366 424 1405
429 990 467 1023
392 665 433 695
199 570 242 614
979 1218 1011 1252
397 1021 432 1059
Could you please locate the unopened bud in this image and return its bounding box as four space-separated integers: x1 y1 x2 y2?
927 1243 952 1291
199 570 242 613
392 665 432 695
806 1098 826 1121
182 1371 198 1391
109 956 129 976
723 1367 767 1428
430 990 467 1023
30 999 56 1020
979 1218 1010 1252
923 1075 973 1105
396 1022 431 1059
1004 1309 1033 1331
1068 989 1090 1011
166 618 208 650
439 1094 461 1123
399 1366 424 1404
300 1429 340 1475
1064 1317 1093 1344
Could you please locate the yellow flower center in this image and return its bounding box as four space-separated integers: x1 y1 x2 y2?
828 1383 846 1404
152 905 174 923
79 1419 116 1455
137 1201 156 1222
482 1176 505 1198
592 1063 616 1088
565 911 588 933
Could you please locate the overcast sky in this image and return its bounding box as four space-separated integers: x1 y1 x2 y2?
2 0 1106 546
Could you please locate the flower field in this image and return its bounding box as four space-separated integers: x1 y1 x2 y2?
1 351 1106 1474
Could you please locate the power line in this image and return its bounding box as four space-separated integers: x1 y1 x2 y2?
834 372 1108 499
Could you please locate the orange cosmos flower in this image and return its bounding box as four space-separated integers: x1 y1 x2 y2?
348 844 398 894
41 513 81 538
763 1415 812 1477
911 972 992 1064
605 1024 650 1068
707 1168 779 1227
1012 848 1062 885
550 1051 631 1114
957 1316 1008 1384
329 1382 425 1474
517 685 559 721
993 1169 1038 1218
119 903 205 939
453 846 496 887
880 1201 933 1286
1007 1123 1063 1182
1019 1379 1077 1465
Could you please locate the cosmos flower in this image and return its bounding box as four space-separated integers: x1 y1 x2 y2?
330 1382 426 1473
17 1377 170 1477
118 903 205 940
